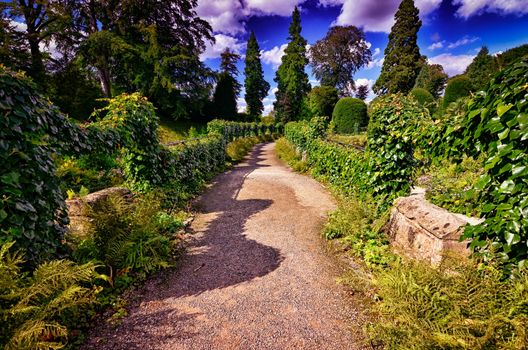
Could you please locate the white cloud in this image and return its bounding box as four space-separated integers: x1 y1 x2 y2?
453 0 528 18
367 56 384 69
247 0 307 16
428 41 444 50
196 0 248 35
373 47 381 57
261 44 287 68
321 0 442 33
428 53 475 76
447 36 480 49
201 34 245 60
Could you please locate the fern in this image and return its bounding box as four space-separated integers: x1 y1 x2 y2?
367 256 528 349
0 242 102 349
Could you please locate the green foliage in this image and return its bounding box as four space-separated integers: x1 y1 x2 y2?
327 133 368 148
56 155 123 195
419 156 485 216
443 75 473 108
0 67 84 263
212 72 239 120
374 0 423 95
324 196 392 268
367 256 528 349
274 137 309 172
496 44 528 69
244 31 270 118
226 136 265 162
309 25 371 94
0 242 103 350
73 194 172 278
331 97 368 134
409 87 434 107
367 94 430 209
274 6 310 123
413 63 448 99
465 46 499 91
307 86 339 118
455 58 528 267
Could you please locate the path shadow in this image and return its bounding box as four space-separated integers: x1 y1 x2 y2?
151 143 283 299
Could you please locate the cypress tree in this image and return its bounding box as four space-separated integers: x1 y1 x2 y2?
213 48 241 119
373 0 423 95
273 6 310 123
244 31 270 119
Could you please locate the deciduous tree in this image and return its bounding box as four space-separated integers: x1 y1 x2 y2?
414 63 448 98
309 26 371 96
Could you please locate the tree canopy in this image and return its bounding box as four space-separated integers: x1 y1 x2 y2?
274 6 310 123
414 63 448 98
213 48 242 119
309 25 371 96
374 0 423 95
244 31 270 119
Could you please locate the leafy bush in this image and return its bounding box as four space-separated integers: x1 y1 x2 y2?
367 94 431 209
443 75 473 108
0 242 103 350
409 87 435 114
367 256 528 349
307 86 339 118
0 67 84 263
331 97 368 134
419 155 485 216
227 137 260 162
454 58 528 267
327 133 367 148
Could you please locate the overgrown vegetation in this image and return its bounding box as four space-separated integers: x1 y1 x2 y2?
331 97 368 134
366 257 528 349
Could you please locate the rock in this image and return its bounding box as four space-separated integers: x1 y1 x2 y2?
66 187 132 237
386 188 483 265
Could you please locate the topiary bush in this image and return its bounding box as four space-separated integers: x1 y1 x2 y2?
443 75 473 108
410 87 434 107
331 97 368 134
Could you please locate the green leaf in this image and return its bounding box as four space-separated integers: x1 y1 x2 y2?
499 179 515 194
474 174 491 190
497 103 513 117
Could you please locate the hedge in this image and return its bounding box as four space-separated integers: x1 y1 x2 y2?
331 97 368 134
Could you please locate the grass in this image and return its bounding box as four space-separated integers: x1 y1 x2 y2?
158 118 207 143
327 133 368 148
274 137 309 172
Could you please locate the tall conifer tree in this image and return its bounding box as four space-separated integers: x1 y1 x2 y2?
464 46 498 91
213 48 241 119
244 31 270 118
373 0 423 95
273 6 310 123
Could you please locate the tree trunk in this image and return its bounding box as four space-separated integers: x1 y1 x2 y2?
97 64 112 98
27 31 46 85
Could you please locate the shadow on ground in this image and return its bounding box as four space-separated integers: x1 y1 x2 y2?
150 143 283 298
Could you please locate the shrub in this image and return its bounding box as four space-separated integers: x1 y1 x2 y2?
443 75 473 108
0 242 102 350
226 137 260 162
419 155 485 216
367 94 431 209
455 58 528 267
331 97 368 134
409 87 434 107
307 86 339 118
367 256 528 349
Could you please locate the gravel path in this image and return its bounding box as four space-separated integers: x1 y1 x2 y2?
82 142 365 350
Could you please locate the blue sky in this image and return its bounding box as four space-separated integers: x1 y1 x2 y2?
197 0 528 114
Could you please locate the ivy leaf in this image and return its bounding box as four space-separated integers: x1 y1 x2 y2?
499 179 515 194
505 231 520 246
497 103 513 117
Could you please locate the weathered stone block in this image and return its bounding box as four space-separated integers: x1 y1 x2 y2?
386 188 483 265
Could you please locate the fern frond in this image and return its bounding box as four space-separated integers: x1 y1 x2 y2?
6 319 67 350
